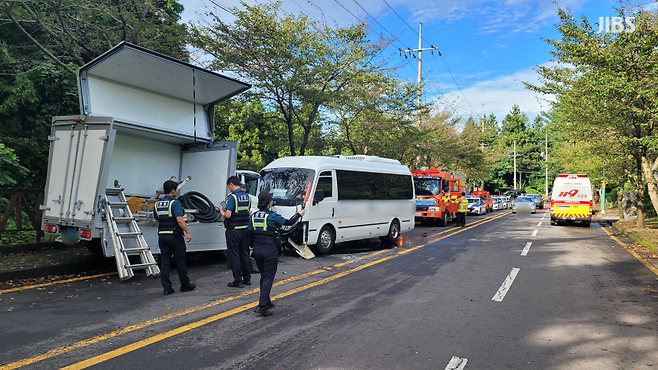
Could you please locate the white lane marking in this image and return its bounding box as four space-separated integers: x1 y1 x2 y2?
492 268 520 302
531 229 538 236
537 221 542 226
521 242 532 256
444 356 468 370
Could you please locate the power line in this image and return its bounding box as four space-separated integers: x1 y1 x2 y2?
289 0 317 19
348 0 445 100
352 0 400 41
380 0 481 116
381 0 417 34
334 0 360 20
208 0 236 16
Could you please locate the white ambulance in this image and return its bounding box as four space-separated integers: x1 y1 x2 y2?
550 174 593 227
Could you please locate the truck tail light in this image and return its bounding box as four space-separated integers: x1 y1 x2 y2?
44 224 59 234
79 228 92 240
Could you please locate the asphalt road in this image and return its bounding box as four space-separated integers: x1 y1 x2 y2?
2 210 658 370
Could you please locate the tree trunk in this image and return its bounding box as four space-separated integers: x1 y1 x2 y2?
640 156 658 215
636 185 645 229
617 188 624 220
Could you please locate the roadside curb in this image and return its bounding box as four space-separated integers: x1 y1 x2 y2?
0 255 104 282
0 241 63 255
609 222 658 272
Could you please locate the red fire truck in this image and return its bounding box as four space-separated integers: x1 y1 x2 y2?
472 190 493 212
412 168 464 226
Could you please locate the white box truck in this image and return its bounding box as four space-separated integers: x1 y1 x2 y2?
40 42 251 265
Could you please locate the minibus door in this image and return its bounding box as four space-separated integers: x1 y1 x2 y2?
308 171 337 243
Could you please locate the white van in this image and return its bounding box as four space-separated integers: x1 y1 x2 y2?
259 155 416 255
236 169 260 212
551 174 593 226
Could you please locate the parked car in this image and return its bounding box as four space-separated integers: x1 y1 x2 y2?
527 193 544 209
513 196 537 214
498 196 508 210
467 197 487 215
492 196 500 211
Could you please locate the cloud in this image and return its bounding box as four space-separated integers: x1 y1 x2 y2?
435 64 556 122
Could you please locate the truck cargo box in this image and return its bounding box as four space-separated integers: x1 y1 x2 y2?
41 42 251 257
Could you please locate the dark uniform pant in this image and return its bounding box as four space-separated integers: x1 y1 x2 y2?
253 243 278 307
159 234 190 290
226 228 251 283
456 212 466 226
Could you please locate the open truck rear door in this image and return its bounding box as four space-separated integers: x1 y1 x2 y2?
41 42 251 267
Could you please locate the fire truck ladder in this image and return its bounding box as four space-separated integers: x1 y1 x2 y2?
105 186 160 281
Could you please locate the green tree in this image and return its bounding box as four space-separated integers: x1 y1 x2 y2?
189 2 393 156
0 0 189 188
527 7 658 227
0 143 29 187
0 61 78 188
0 0 188 75
328 73 420 163
214 98 287 171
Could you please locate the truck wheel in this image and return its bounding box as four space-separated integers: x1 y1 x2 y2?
380 219 401 245
316 225 335 255
439 213 448 227
81 238 103 256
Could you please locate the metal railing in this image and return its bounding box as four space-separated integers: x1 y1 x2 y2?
0 188 44 244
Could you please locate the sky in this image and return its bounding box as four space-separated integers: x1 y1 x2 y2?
180 0 646 123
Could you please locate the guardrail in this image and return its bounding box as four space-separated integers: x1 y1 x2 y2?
0 188 44 244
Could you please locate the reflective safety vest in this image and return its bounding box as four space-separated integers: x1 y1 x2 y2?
458 198 469 213
250 210 279 247
224 191 250 229
155 198 182 235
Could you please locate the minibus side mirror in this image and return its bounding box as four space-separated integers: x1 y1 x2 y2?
313 189 325 205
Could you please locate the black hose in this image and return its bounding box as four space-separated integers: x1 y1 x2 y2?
179 191 222 223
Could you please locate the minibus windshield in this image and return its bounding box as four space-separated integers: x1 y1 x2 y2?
260 168 316 206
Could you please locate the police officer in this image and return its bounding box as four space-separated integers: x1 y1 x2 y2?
220 176 251 288
455 192 468 227
239 182 260 274
249 191 305 316
154 180 195 295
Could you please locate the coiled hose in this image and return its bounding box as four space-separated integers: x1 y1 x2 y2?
179 191 222 223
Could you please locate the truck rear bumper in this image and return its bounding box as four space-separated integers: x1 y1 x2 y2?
551 215 591 222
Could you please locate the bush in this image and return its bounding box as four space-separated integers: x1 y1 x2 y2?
0 213 50 245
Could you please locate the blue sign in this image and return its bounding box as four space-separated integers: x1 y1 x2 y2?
415 199 436 206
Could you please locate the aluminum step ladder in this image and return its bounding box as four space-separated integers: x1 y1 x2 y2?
105 186 160 281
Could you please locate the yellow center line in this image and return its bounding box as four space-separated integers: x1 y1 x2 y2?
0 273 117 294
601 226 658 277
2 211 512 370
0 213 504 295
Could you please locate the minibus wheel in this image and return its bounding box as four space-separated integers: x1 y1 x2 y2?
316 225 335 255
380 219 400 244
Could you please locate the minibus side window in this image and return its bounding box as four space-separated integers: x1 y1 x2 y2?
317 171 333 198
336 170 413 200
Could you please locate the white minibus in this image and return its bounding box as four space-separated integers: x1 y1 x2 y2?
259 155 416 256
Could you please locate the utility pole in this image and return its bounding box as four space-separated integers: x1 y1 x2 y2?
545 131 548 200
400 23 440 108
601 158 606 214
513 141 517 190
